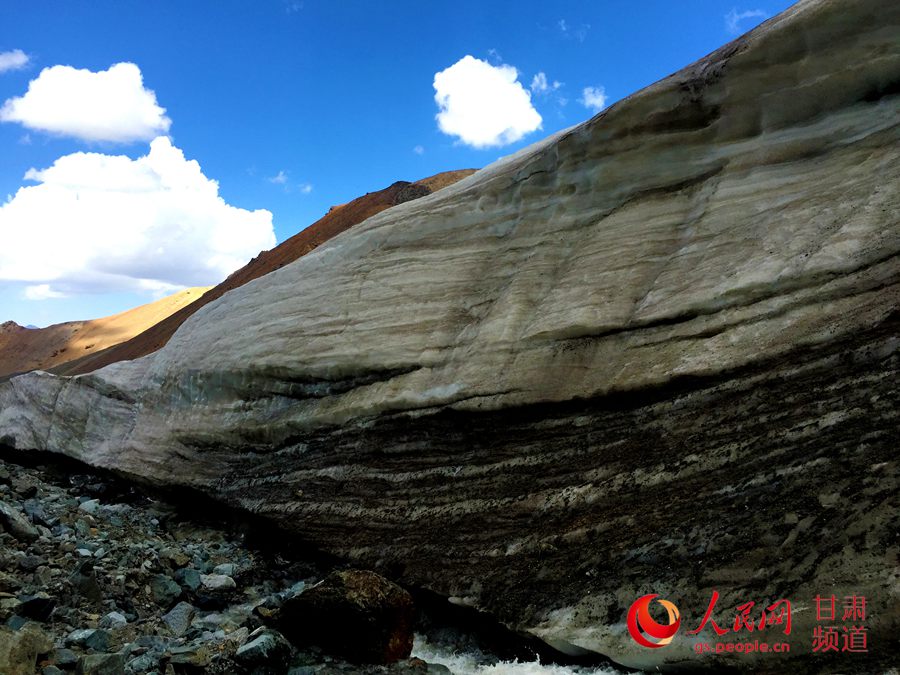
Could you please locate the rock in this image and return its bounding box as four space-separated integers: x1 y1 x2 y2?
125 653 159 673
50 647 79 668
75 653 125 675
148 574 181 607
277 570 414 664
0 624 52 675
16 593 55 622
1 1 899 672
77 499 100 515
65 628 110 652
42 666 64 675
68 562 103 605
212 562 235 576
199 574 236 591
23 499 56 528
161 601 195 637
166 642 212 668
98 611 127 630
235 628 292 673
0 502 39 543
174 567 201 592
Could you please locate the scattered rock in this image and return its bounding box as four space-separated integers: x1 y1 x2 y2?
199 573 236 591
162 601 195 637
277 569 415 664
174 567 201 592
65 628 110 652
75 652 125 675
77 499 100 515
0 501 39 543
16 593 55 622
98 611 127 630
235 628 292 673
149 574 181 607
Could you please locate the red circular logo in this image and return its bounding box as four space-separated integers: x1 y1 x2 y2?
627 594 681 648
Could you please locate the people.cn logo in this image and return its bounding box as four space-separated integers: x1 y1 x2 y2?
627 594 681 648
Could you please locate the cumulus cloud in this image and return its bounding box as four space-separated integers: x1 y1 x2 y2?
298 182 313 194
434 56 542 148
725 8 768 34
0 49 29 74
268 170 289 185
0 137 276 297
0 62 171 143
23 284 65 300
530 72 561 95
580 86 608 112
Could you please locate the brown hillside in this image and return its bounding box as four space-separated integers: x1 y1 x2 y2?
55 169 476 376
0 287 210 379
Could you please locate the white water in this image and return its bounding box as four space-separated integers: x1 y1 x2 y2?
411 634 626 675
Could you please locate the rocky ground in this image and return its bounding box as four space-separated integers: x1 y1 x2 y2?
0 454 464 675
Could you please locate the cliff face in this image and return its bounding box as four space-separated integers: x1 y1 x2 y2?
1 0 898 671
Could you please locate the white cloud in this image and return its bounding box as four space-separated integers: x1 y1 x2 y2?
0 137 276 297
269 170 288 185
0 62 171 143
0 49 29 74
725 8 768 34
433 55 542 149
558 19 590 42
580 86 608 112
530 72 561 95
299 182 313 194
413 145 425 155
23 284 65 300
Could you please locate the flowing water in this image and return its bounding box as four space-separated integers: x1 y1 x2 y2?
412 634 627 675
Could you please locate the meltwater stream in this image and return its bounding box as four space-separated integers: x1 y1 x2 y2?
412 634 627 675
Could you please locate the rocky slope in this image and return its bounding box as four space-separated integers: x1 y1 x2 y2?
0 288 209 379
1 0 898 672
53 170 475 377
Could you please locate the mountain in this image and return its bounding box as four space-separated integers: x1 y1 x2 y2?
1 1 898 671
52 169 476 376
0 287 210 379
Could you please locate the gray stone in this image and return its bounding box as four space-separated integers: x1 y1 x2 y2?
161 601 195 637
148 574 181 607
124 653 159 674
77 499 100 515
98 611 127 630
65 628 110 652
199 573 235 591
235 628 292 672
212 562 235 576
50 647 79 668
0 501 39 543
174 567 201 592
75 652 125 675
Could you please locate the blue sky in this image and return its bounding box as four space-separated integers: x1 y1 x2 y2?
0 0 794 327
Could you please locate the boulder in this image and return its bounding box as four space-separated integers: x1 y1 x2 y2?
235 628 292 673
276 570 414 664
0 624 52 675
0 501 39 543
